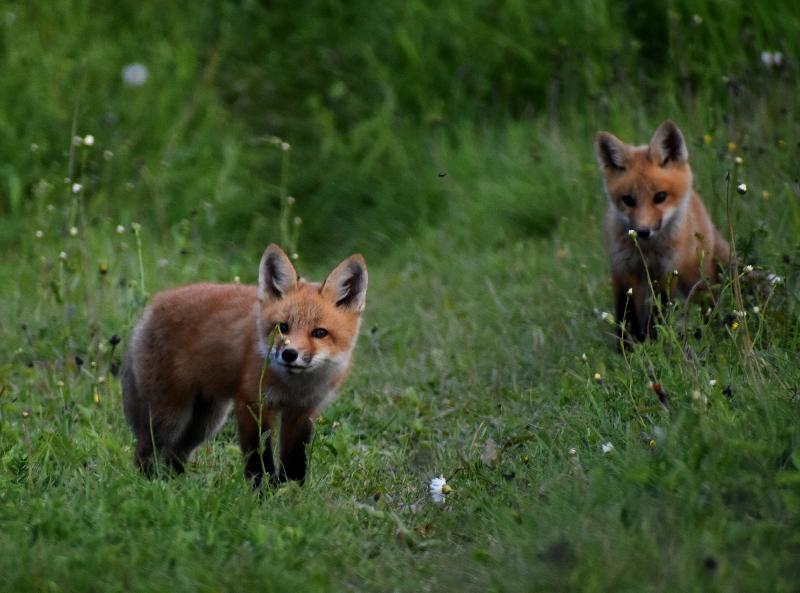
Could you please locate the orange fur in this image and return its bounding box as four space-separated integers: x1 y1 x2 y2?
595 120 729 342
121 244 367 484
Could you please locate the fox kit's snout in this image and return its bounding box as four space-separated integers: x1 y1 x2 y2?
122 244 367 485
594 120 730 344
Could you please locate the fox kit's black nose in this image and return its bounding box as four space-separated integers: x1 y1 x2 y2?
637 228 652 239
281 348 299 363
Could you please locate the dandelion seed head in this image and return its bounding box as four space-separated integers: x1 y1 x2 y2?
122 63 149 86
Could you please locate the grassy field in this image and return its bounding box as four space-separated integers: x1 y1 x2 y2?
1 2 799 591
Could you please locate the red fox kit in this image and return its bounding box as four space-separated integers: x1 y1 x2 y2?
121 244 367 485
594 120 730 342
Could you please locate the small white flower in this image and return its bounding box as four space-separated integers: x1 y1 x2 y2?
58 251 67 261
600 442 614 454
122 63 149 86
157 258 170 268
233 275 241 284
626 287 633 296
69 226 78 237
752 306 760 314
71 136 83 147
71 182 82 194
30 143 39 153
83 134 95 147
429 475 448 504
767 273 783 285
627 229 637 238
692 14 703 25
709 379 717 387
761 50 784 69
734 156 743 165
280 142 291 151
673 269 679 276
115 224 125 234
287 196 296 205
581 353 588 362
743 264 754 273
736 183 747 195
291 252 300 261
593 372 602 382
35 230 44 239
293 216 302 226
568 447 577 456
600 311 611 321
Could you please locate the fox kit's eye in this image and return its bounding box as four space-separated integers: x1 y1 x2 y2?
311 328 328 339
278 322 289 334
622 195 637 208
654 191 667 204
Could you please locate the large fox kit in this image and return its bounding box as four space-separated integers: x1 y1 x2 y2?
594 120 730 342
121 244 367 485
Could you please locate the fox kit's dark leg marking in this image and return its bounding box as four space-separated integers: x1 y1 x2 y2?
613 274 645 344
236 400 276 486
279 408 313 484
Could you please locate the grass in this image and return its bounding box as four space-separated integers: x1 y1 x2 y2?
1 1 800 591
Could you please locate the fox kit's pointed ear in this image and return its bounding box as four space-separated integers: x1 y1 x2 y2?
650 120 688 166
322 255 368 312
258 244 298 302
595 132 627 172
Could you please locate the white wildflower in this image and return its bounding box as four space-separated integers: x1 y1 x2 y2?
743 264 753 273
115 224 125 234
83 134 95 147
767 273 783 285
568 447 577 456
280 142 291 151
71 182 82 194
58 251 67 261
626 287 633 296
600 442 614 454
736 183 747 195
122 63 149 86
429 475 449 504
627 229 637 238
709 379 717 387
69 226 78 237
734 156 743 165
752 306 760 314
760 50 784 69
691 14 703 25
35 230 44 239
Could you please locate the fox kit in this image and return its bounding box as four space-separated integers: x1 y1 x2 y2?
121 244 367 485
594 120 730 342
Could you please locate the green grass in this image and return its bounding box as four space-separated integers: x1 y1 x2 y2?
2 2 800 592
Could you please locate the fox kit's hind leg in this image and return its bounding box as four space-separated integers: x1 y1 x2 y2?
279 408 314 484
236 399 277 486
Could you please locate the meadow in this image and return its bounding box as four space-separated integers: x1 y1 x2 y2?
1 1 799 591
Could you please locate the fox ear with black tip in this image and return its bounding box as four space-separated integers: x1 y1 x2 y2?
649 120 688 166
595 131 628 173
321 255 368 313
258 244 299 303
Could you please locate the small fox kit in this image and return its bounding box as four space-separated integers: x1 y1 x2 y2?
122 244 367 484
594 120 730 342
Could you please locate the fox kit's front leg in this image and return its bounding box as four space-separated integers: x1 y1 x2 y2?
236 399 277 486
279 407 314 483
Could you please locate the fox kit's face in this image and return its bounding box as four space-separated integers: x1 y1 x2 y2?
256 246 367 385
595 120 692 240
